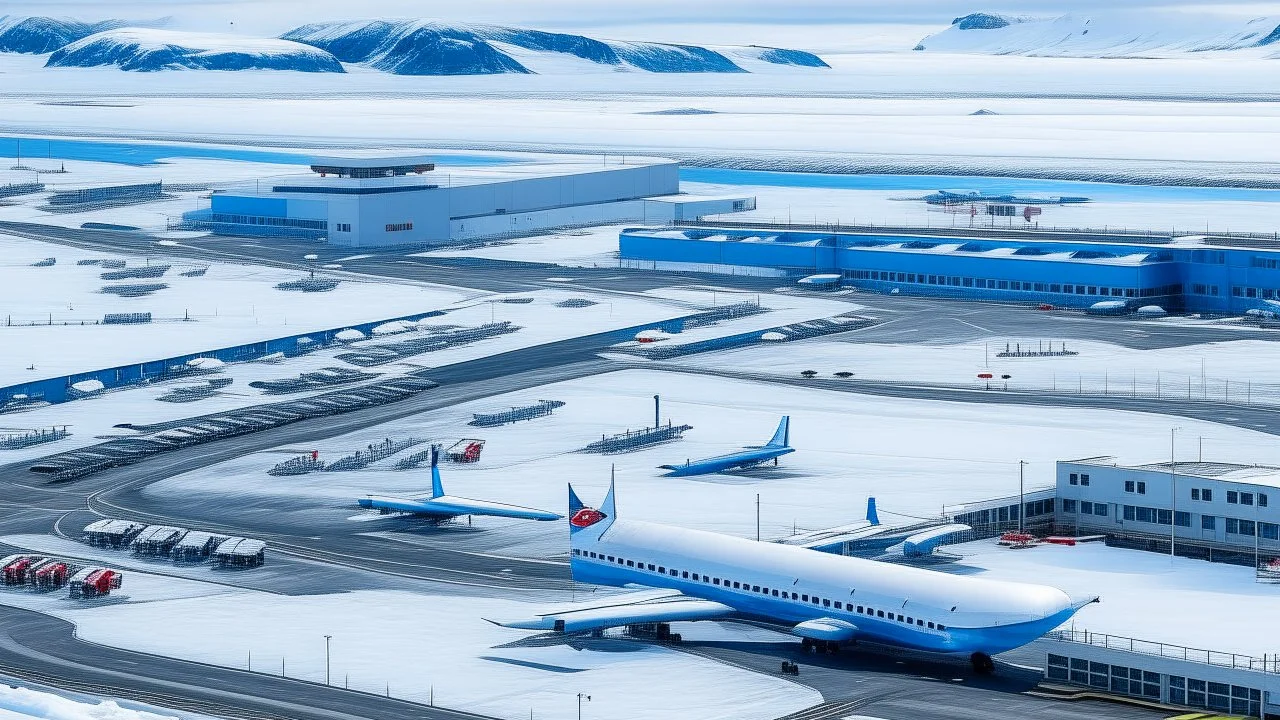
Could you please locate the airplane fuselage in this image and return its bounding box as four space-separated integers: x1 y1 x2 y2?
571 517 1082 656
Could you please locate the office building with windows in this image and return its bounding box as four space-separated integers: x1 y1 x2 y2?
180 155 753 248
619 226 1280 314
1055 457 1279 562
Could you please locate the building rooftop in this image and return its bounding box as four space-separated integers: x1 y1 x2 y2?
1065 457 1280 488
220 157 678 198
628 227 1177 266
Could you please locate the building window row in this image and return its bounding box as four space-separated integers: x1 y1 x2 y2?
1226 490 1267 507
1124 480 1146 494
1068 473 1091 486
1190 488 1213 502
843 270 1182 299
1224 518 1280 539
1231 286 1280 300
1061 500 1108 517
568 548 950 631
209 213 327 230
335 223 352 233
1190 283 1220 296
386 222 413 232
1122 505 1191 527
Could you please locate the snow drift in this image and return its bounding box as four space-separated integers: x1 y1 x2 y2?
45 28 345 72
0 15 122 54
915 11 1280 57
281 20 827 75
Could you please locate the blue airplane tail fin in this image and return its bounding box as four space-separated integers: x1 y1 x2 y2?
766 416 790 448
866 497 880 526
430 445 444 498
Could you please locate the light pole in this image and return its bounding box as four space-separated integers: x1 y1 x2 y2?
577 693 591 720
1018 460 1028 533
324 635 332 686
1170 428 1179 561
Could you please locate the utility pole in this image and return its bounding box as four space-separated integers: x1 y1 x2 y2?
1170 428 1180 563
577 693 591 720
756 494 761 542
1018 460 1028 532
324 635 332 686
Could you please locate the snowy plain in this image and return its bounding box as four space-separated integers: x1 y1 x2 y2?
0 683 201 720
675 335 1280 407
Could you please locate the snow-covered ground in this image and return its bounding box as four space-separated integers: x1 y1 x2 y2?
689 180 1280 236
0 232 470 387
948 538 1273 656
0 571 818 720
147 369 1280 541
0 276 847 463
675 336 1280 406
0 683 202 720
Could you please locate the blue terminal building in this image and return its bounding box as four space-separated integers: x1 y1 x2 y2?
619 227 1280 314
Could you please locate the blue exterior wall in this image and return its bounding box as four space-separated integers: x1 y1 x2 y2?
211 195 287 218
621 228 1280 315
0 311 705 408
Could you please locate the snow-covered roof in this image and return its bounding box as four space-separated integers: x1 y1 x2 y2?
214 537 267 556
132 525 186 544
173 531 226 549
83 518 145 535
1070 457 1280 488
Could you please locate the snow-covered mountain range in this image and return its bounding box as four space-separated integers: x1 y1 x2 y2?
0 14 829 74
0 15 120 54
915 11 1280 57
45 29 345 72
279 20 828 74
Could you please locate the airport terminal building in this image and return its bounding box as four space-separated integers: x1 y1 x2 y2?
619 226 1280 314
1055 457 1279 563
180 155 753 247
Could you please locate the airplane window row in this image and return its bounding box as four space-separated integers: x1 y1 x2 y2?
571 548 946 632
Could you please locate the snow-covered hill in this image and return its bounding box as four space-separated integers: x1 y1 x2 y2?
915 11 1280 57
0 15 121 54
281 20 828 75
45 28 345 72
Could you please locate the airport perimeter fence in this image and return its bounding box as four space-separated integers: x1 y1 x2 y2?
701 366 1280 415
1045 630 1279 674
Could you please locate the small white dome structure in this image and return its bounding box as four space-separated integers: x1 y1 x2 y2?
761 331 787 342
335 328 365 342
1136 305 1167 317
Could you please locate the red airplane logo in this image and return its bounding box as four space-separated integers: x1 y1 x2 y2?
570 508 607 528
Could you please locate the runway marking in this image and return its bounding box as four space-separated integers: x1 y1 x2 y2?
951 318 992 333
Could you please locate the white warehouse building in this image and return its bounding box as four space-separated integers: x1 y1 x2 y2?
181 154 754 248
1055 457 1279 563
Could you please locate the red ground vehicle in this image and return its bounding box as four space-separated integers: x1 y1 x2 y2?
2 556 37 585
70 567 123 598
32 561 69 590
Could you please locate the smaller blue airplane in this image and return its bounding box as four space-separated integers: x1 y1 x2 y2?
659 416 793 477
357 446 562 522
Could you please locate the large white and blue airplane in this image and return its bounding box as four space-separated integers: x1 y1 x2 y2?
493 481 1097 672
357 447 562 522
659 416 793 477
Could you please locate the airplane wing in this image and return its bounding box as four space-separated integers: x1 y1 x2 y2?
487 590 735 633
358 494 562 521
423 495 563 521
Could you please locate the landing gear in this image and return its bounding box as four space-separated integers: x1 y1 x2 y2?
800 638 841 654
970 652 995 674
